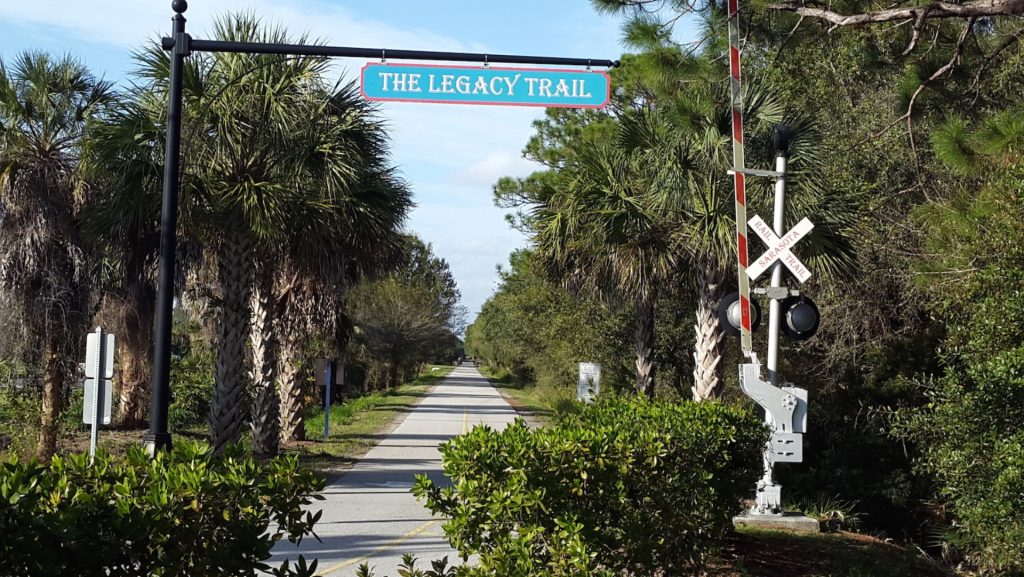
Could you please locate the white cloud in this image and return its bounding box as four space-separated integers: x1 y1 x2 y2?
0 1 581 322
408 203 528 317
0 1 485 53
380 102 539 169
378 103 546 315
0 2 166 48
453 151 539 188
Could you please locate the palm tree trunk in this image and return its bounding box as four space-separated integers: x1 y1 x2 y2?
278 331 306 444
115 284 153 428
211 226 254 453
334 358 347 402
116 333 150 428
692 272 724 401
249 262 279 458
388 363 399 389
37 336 65 460
116 270 155 428
635 294 656 397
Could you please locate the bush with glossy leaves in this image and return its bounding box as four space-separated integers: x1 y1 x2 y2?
0 440 324 577
412 396 768 576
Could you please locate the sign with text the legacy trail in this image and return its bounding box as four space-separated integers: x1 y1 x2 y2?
361 63 610 108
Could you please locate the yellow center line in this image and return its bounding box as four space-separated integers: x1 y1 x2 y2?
315 520 438 576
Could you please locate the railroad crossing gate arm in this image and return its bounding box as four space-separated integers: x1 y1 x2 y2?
739 363 808 463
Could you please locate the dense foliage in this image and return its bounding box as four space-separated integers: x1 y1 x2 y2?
892 157 1024 572
0 441 323 576
468 2 1024 574
465 250 633 398
348 236 467 389
0 15 460 460
413 397 768 576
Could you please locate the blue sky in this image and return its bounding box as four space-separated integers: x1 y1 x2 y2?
0 0 633 322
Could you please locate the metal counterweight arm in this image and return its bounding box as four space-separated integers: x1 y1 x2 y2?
740 363 798 432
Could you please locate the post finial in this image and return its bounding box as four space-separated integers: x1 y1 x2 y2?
772 123 794 158
172 0 187 14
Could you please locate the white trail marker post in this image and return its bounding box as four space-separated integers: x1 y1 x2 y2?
577 362 601 403
83 327 115 463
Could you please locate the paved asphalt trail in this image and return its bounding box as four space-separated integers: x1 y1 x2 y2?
273 365 519 577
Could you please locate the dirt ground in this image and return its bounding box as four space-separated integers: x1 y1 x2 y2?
709 528 952 577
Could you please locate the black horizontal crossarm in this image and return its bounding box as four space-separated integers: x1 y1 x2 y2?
161 37 620 68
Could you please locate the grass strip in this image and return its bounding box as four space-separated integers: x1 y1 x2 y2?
476 365 565 425
287 365 454 474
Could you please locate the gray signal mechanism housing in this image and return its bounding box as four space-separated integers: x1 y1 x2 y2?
739 363 808 463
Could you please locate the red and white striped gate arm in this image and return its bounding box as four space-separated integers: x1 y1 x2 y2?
727 0 753 356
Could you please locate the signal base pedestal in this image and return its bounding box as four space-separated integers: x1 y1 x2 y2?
733 513 820 533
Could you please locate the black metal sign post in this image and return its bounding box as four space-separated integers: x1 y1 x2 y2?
143 0 619 453
144 0 188 455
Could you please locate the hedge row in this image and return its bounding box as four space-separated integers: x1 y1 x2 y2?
0 442 323 577
413 396 769 576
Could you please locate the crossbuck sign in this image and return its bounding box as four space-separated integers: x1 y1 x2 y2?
746 215 815 283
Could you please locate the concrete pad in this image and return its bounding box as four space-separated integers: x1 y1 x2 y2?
733 513 821 533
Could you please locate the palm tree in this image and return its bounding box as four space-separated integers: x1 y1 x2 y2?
94 15 410 454
248 255 278 455
248 83 411 456
110 14 387 453
82 91 164 428
275 165 411 447
197 17 413 454
180 16 404 453
0 52 113 458
532 108 687 396
275 268 317 445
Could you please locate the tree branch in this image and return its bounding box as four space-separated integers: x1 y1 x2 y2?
847 17 975 152
771 13 806 66
767 0 1024 26
971 24 1024 91
903 8 931 55
909 17 975 201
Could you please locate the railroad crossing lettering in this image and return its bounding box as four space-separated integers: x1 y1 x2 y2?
746 215 814 283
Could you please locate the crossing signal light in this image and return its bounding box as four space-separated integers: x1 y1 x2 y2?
718 291 762 336
719 292 820 341
780 295 820 341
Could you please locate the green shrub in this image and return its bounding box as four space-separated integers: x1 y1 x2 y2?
894 346 1024 575
0 440 324 576
413 396 768 576
168 348 215 430
0 366 40 457
60 383 87 434
356 554 457 577
892 182 1024 575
